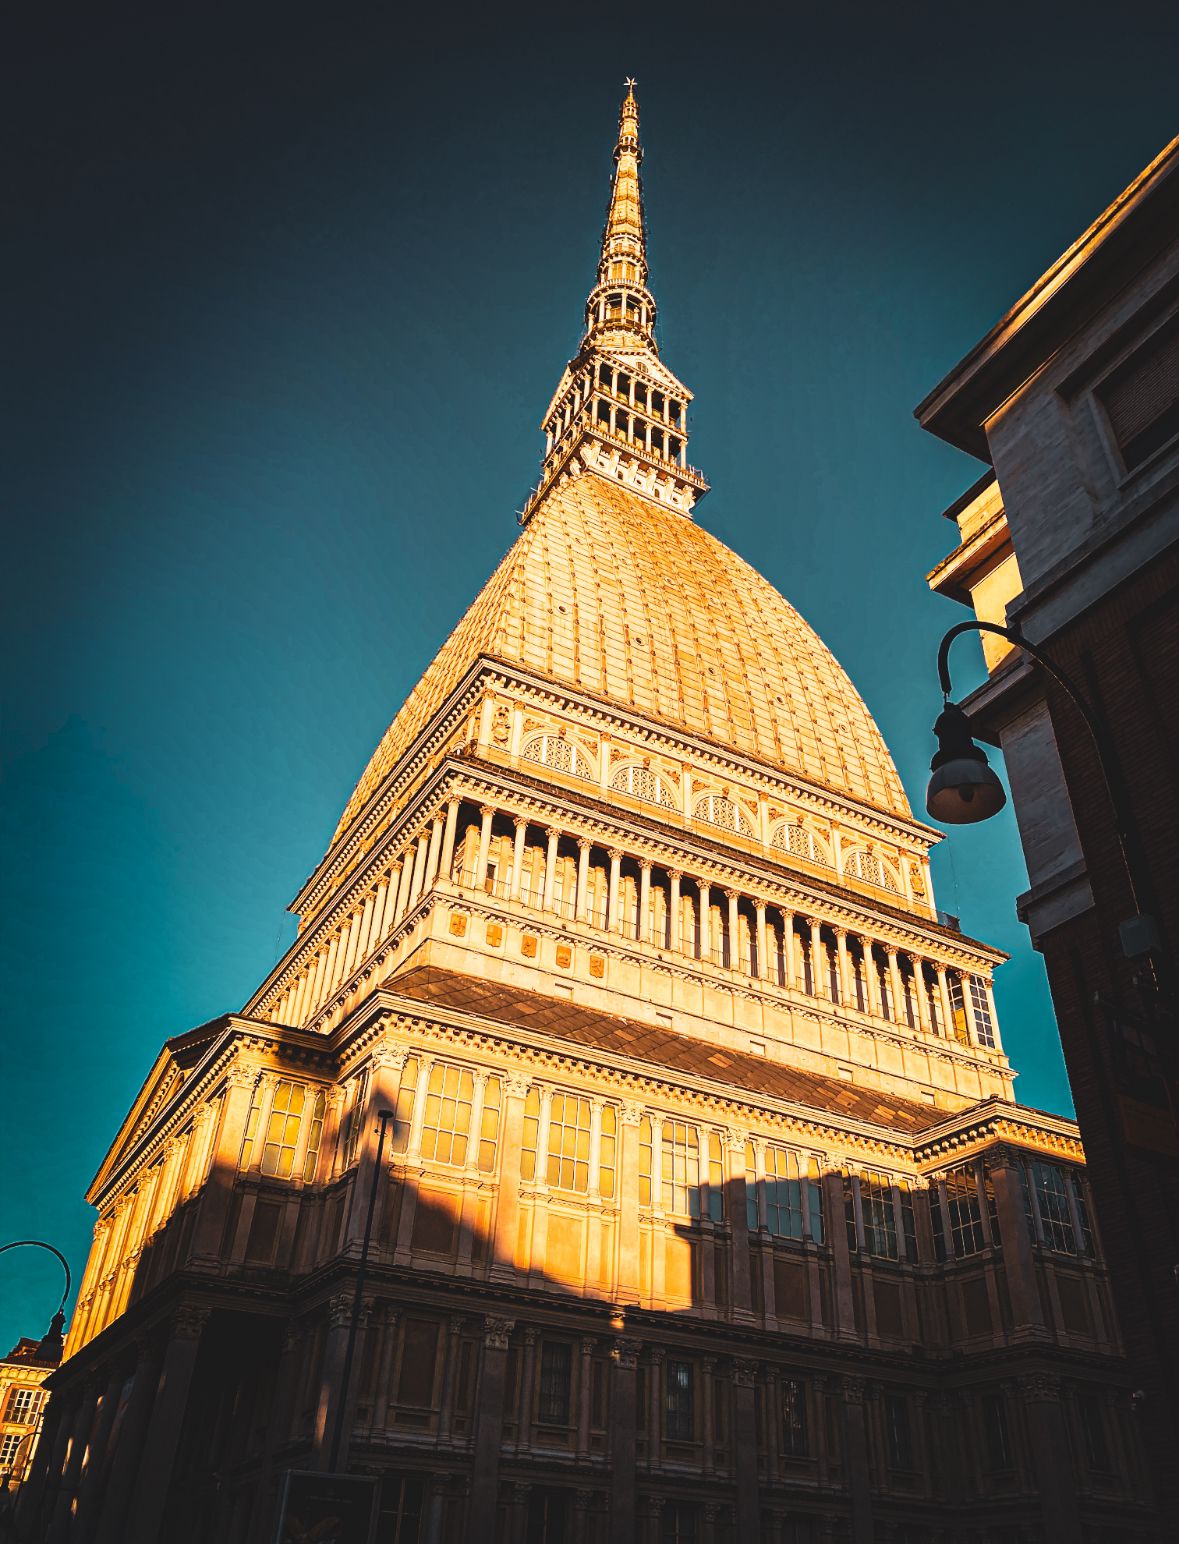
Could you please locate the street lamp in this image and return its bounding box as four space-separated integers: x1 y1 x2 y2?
0 1241 72 1365
926 619 1161 966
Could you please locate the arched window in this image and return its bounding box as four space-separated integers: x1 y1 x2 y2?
771 822 831 868
694 793 753 836
521 733 592 781
611 763 676 809
845 849 900 892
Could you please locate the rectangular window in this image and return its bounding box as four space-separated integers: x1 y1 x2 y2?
782 1377 808 1457
661 1502 698 1544
526 1489 570 1544
478 1076 502 1174
420 1062 475 1167
764 1147 804 1239
1028 1161 1078 1253
521 1087 540 1181
639 1115 652 1206
261 1080 306 1178
706 1131 725 1222
859 1172 898 1260
238 1082 262 1171
302 1088 327 1183
599 1104 617 1199
341 1069 369 1169
898 1183 917 1262
1096 316 1179 471
665 1359 695 1440
885 1393 913 1470
661 1121 701 1218
378 1473 425 1544
0 1433 21 1470
547 1092 592 1193
396 1319 440 1409
969 977 996 1048
948 975 969 1045
537 1342 573 1425
746 1142 760 1231
1078 1392 1110 1470
806 1158 824 1243
3 1388 41 1425
982 1393 1012 1470
945 1166 987 1256
389 1056 419 1155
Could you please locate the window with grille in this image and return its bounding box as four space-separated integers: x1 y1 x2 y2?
538 1342 573 1425
982 1393 1012 1470
885 1394 913 1470
1096 316 1179 471
694 793 753 836
661 1120 701 1218
547 1092 593 1192
849 1172 899 1259
938 1166 988 1257
341 1069 370 1169
611 763 676 808
1023 1160 1090 1255
2 1388 41 1426
390 1056 420 1155
665 1359 695 1440
522 733 592 780
764 1146 805 1239
302 1088 327 1182
968 977 996 1048
772 823 831 867
782 1378 808 1456
706 1131 725 1222
378 1473 425 1544
947 975 970 1045
1078 1392 1110 1470
599 1104 617 1199
420 1063 475 1167
261 1081 307 1179
845 849 899 891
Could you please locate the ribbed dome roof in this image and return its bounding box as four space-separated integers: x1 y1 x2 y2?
334 475 910 838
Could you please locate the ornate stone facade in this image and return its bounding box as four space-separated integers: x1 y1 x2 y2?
22 86 1152 1544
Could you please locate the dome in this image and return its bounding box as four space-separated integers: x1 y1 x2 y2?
333 474 910 840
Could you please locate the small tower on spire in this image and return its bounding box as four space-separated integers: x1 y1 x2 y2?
521 81 708 524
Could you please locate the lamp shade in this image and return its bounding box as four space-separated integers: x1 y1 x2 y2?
925 702 1007 825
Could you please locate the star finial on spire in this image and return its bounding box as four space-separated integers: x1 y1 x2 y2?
625 77 637 89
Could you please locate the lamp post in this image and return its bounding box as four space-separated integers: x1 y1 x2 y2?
0 1242 71 1366
926 619 1162 970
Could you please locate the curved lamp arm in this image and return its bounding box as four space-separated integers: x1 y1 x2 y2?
937 619 1142 918
0 1241 71 1319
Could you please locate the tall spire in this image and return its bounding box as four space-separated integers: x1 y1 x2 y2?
585 80 656 352
521 82 708 524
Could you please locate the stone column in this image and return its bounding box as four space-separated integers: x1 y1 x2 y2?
491 1076 530 1280
439 796 461 880
698 881 711 961
669 871 682 952
395 847 415 915
836 929 852 1006
638 860 652 943
986 979 1002 1049
424 814 444 889
782 909 796 987
607 849 623 933
913 958 933 1034
754 902 767 980
617 1102 643 1302
727 1128 754 1320
936 964 953 1037
732 1360 761 1540
987 1147 1046 1335
470 1316 515 1523
542 827 560 912
840 1377 874 1544
409 831 430 906
91 1340 161 1544
125 1306 210 1544
726 891 739 970
608 1338 640 1544
577 1337 596 1456
887 947 904 1025
512 818 529 902
1020 1374 1083 1544
576 838 591 923
188 1066 257 1266
474 806 495 890
808 918 825 997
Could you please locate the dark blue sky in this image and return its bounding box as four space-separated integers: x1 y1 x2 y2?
4 3 1176 1347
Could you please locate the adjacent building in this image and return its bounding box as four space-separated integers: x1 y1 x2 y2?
23 88 1154 1544
0 1336 55 1494
921 135 1179 1521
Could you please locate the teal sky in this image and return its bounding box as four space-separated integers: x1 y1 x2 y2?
4 3 1176 1348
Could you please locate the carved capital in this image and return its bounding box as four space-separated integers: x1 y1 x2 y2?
225 1064 258 1093
483 1315 515 1350
841 1375 868 1405
611 1337 642 1370
732 1358 759 1388
328 1291 354 1329
620 1100 645 1128
580 1336 597 1357
1017 1373 1062 1401
172 1304 211 1341
505 1073 531 1099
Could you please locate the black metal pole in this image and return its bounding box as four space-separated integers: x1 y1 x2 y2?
327 1110 394 1474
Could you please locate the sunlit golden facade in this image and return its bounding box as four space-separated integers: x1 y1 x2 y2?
28 86 1152 1544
